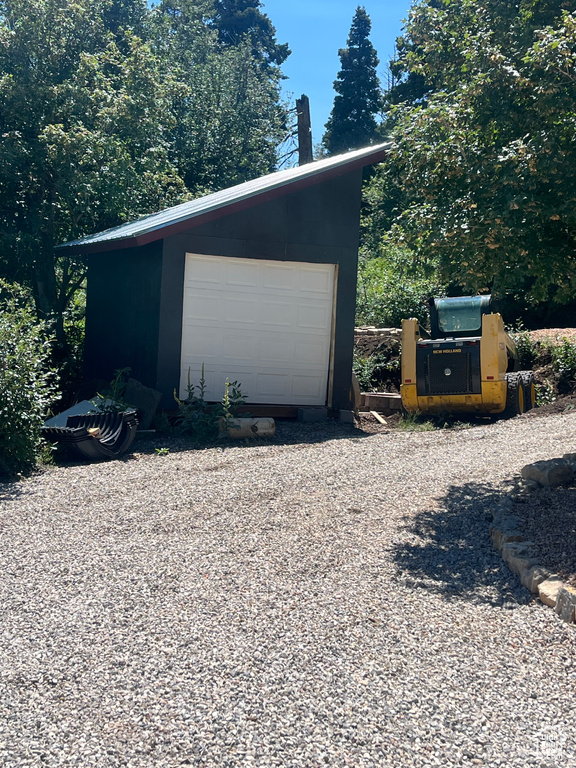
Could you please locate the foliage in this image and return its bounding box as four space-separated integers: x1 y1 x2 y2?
151 1 287 194
535 378 556 407
550 338 576 393
399 410 471 431
353 349 399 393
209 0 290 70
174 366 249 441
398 411 436 432
0 281 57 476
93 367 132 412
0 0 289 352
174 366 218 441
368 0 576 309
508 325 539 369
322 6 382 155
220 378 249 430
0 0 187 342
356 244 446 328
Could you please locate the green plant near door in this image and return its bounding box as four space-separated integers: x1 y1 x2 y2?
174 365 249 441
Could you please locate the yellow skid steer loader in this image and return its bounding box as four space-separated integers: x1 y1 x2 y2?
401 295 535 416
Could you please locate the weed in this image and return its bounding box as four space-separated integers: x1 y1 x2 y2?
174 366 249 441
398 411 436 431
536 379 556 406
353 350 400 392
174 365 218 441
398 410 472 431
93 367 132 412
155 447 170 456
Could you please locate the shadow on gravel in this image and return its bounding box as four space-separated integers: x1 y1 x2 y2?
393 482 530 607
0 479 26 500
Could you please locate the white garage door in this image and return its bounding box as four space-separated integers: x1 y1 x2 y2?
179 253 336 405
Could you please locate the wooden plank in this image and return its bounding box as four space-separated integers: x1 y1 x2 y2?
370 410 387 425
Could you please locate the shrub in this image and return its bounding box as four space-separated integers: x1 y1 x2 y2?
353 348 400 392
509 327 539 370
356 245 446 328
550 338 576 394
0 283 58 476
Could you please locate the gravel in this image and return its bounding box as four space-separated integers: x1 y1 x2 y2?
1 414 576 768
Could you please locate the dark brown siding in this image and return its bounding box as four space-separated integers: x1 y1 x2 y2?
83 242 163 387
155 170 363 410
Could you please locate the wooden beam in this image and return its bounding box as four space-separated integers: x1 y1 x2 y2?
370 411 387 425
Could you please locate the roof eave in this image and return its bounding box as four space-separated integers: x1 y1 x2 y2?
59 143 391 256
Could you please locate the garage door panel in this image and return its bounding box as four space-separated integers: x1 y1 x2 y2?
259 336 293 364
254 372 289 398
261 300 294 327
182 332 222 360
299 266 334 294
297 303 331 330
221 334 258 362
292 374 325 399
224 295 259 324
180 254 334 404
226 260 260 287
263 263 297 291
294 337 328 366
187 255 224 284
184 290 222 322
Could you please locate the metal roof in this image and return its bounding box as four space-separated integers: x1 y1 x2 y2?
58 142 392 254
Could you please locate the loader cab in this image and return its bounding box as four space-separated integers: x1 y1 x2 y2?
429 295 492 340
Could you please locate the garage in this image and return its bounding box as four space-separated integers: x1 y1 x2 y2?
180 253 336 404
61 142 391 414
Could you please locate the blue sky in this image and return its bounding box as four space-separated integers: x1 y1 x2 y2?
261 1 413 148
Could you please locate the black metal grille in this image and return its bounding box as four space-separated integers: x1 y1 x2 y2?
416 343 482 396
425 352 473 394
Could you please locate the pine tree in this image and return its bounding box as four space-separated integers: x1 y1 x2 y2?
210 0 290 70
322 6 382 156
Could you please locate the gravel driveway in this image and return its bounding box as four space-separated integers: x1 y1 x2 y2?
1 414 576 768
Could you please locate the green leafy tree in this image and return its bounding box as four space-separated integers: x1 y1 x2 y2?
103 0 147 37
371 0 576 309
322 6 382 155
0 0 186 345
0 0 289 356
356 243 446 328
152 0 287 193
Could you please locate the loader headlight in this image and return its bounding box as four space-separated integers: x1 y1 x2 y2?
444 368 452 376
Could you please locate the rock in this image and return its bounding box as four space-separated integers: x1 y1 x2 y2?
501 541 540 576
538 577 564 608
489 512 527 550
555 586 576 623
521 565 553 594
123 378 162 430
521 459 573 488
339 409 355 424
223 418 275 439
491 510 523 528
562 452 576 471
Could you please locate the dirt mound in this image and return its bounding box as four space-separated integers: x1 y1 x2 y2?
521 394 576 418
528 328 576 343
354 331 400 360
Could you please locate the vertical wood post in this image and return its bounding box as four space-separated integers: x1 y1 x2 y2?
296 94 313 165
